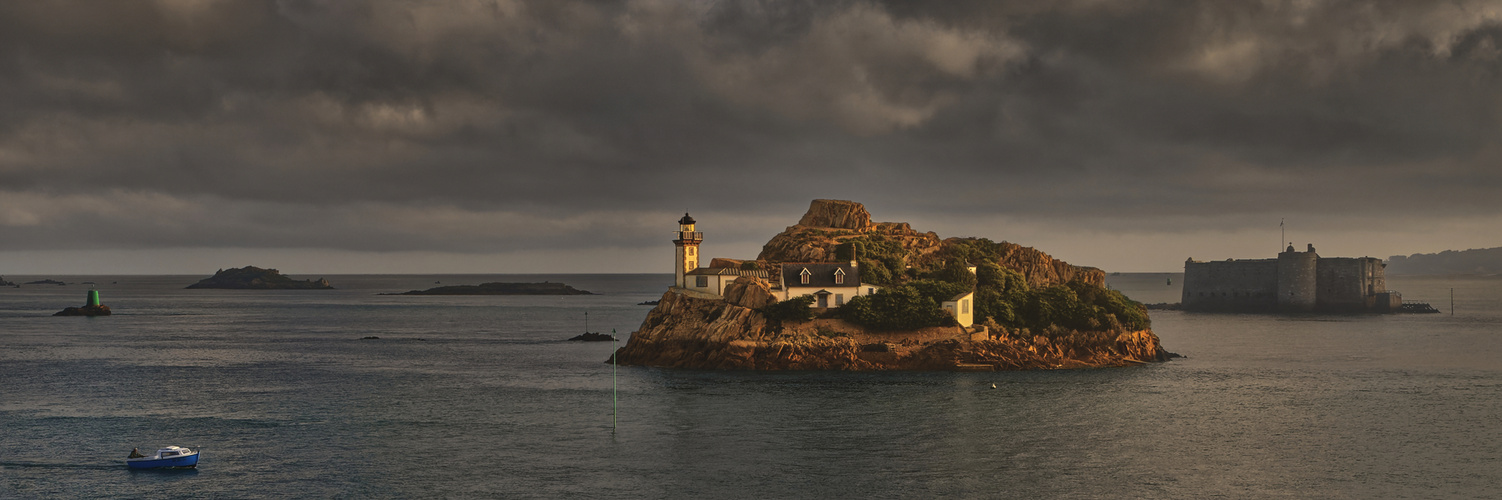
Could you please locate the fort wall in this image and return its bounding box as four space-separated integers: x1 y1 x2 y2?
1316 257 1384 311
1182 259 1278 311
1182 245 1396 313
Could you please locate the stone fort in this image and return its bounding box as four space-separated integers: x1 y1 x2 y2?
1182 244 1403 313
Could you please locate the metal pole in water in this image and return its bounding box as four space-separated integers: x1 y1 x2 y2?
1451 288 1455 316
612 329 618 432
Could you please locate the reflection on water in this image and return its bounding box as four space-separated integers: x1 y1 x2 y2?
1 273 1500 498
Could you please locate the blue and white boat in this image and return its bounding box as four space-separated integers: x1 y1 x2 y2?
126 446 199 469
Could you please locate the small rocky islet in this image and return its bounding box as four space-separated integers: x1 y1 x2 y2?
186 266 334 290
567 332 618 342
613 199 1176 372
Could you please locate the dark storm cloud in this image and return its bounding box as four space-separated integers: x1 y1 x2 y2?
2 0 1500 257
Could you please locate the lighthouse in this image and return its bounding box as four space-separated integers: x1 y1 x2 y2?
673 213 702 288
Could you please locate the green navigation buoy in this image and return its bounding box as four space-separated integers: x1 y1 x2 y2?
54 288 111 316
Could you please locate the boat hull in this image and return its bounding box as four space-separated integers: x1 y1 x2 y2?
127 452 199 469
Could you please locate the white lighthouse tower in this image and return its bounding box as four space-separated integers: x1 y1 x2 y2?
673 213 702 288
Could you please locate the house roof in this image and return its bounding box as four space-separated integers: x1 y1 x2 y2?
781 262 861 288
945 290 975 302
686 268 769 278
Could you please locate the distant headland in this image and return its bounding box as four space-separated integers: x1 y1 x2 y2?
613 199 1174 371
186 266 334 290
1387 246 1502 275
386 282 593 295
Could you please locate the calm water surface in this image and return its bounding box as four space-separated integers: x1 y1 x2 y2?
2 273 1500 498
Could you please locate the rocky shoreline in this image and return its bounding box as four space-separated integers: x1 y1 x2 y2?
615 286 1174 371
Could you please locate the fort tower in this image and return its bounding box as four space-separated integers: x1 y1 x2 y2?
1277 244 1318 312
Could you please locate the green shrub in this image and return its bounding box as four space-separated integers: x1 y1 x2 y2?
836 236 906 286
904 279 971 304
841 286 955 330
760 295 815 322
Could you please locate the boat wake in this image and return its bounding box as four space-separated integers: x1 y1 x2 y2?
0 461 124 470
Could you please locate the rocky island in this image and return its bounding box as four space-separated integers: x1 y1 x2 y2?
186 266 334 289
614 200 1174 371
388 282 593 295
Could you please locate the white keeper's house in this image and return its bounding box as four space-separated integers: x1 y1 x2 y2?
670 213 879 306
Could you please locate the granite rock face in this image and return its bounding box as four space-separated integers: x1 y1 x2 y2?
754 200 1099 288
796 199 876 230
993 240 1105 288
722 276 776 310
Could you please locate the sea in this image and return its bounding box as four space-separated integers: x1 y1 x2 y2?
2 273 1499 499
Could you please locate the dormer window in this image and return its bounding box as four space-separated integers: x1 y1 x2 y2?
800 268 811 285
834 268 846 285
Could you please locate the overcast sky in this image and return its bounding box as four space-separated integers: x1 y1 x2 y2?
3 0 1501 275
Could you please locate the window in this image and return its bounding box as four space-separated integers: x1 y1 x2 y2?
962 300 969 314
868 288 874 295
834 268 846 284
800 268 811 285
835 294 844 306
696 276 708 287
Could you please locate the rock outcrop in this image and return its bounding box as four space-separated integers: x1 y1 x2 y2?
796 199 877 230
755 199 1099 288
992 240 1105 287
722 276 777 309
187 266 334 290
54 305 111 317
614 291 1173 371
